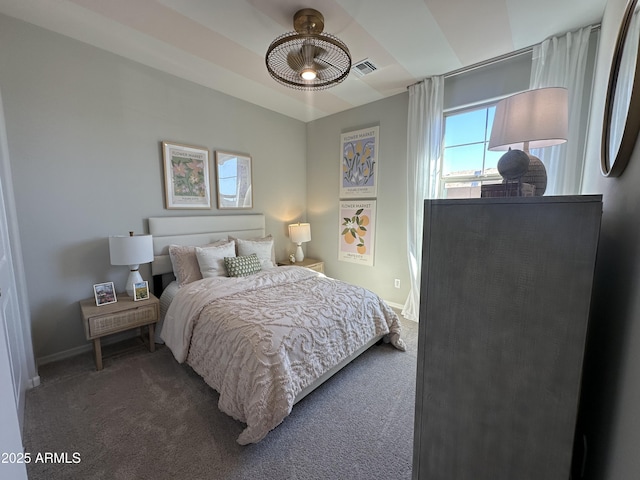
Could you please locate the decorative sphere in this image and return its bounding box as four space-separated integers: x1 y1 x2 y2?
497 150 530 180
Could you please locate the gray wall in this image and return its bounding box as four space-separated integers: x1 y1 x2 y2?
0 15 307 362
306 94 411 306
304 51 534 308
580 0 640 478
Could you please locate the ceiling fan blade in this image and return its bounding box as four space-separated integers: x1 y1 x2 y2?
286 42 328 73
306 44 326 59
286 50 305 71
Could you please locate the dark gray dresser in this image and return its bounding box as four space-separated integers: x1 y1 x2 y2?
412 195 602 480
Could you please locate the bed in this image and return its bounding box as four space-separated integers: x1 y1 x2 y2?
148 214 406 445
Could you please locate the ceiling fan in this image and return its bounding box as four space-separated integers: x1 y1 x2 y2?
265 8 352 91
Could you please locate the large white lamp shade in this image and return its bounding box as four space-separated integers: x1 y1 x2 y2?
288 223 311 262
109 232 154 297
488 87 569 152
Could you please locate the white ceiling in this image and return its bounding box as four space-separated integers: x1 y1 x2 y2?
0 0 607 122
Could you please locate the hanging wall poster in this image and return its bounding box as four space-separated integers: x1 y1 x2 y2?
162 141 211 209
338 200 376 266
340 126 379 198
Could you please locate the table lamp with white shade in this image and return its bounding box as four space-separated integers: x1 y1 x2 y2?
109 232 154 297
488 86 568 195
288 222 311 262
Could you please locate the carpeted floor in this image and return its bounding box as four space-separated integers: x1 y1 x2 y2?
23 317 418 480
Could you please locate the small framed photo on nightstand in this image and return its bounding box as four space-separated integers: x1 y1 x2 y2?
93 282 117 306
133 281 149 301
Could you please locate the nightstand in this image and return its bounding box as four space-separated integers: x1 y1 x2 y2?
79 293 159 370
278 257 324 273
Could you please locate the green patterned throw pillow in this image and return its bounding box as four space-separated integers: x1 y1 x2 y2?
224 253 262 277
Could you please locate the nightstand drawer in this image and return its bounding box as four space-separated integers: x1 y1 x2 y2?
88 304 157 337
305 262 324 273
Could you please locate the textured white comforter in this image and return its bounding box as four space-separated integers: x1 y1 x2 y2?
161 266 406 444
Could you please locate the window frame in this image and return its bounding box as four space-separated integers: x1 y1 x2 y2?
439 99 505 198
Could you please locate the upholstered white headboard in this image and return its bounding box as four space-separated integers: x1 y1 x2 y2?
148 214 266 277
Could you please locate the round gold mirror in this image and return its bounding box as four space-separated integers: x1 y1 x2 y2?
601 0 640 177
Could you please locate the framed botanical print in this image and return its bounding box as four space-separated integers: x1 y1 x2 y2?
162 141 211 209
338 200 376 266
340 126 379 198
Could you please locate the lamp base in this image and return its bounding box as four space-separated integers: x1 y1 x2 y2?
295 244 305 262
496 149 547 196
497 149 530 180
521 153 547 196
125 267 143 297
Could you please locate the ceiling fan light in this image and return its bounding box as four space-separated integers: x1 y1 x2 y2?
301 68 317 80
265 8 351 91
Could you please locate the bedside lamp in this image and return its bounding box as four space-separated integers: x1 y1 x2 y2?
109 232 154 297
288 223 311 262
488 87 568 195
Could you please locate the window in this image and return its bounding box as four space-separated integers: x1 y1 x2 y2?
441 103 503 198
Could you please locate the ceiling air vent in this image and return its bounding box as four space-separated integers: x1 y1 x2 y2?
352 58 378 77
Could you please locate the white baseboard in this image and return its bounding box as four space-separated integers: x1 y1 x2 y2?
385 300 404 310
36 329 140 367
37 343 90 367
384 300 404 310
386 300 418 322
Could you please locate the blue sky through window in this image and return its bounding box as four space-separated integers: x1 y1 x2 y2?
443 105 502 176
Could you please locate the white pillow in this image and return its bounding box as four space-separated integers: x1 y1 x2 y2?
228 234 276 266
169 240 229 286
195 241 236 278
236 237 276 270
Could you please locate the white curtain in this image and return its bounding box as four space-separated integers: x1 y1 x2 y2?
530 25 593 195
402 77 444 321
